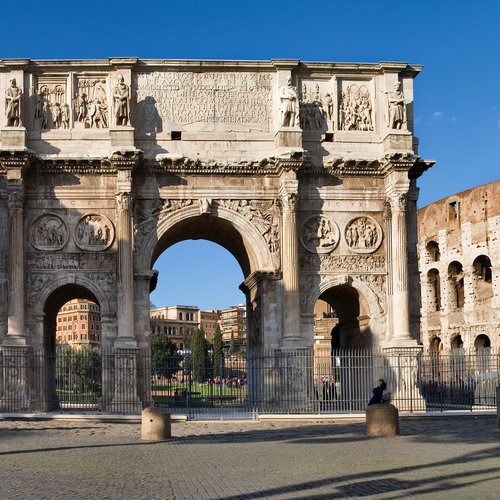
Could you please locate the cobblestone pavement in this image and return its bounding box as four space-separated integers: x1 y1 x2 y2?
0 415 499 499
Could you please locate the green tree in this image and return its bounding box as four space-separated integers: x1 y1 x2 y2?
150 333 182 381
56 345 102 400
212 327 224 378
191 328 207 383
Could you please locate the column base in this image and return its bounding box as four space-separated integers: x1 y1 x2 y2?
274 127 302 148
110 127 135 148
1 127 26 149
0 345 30 412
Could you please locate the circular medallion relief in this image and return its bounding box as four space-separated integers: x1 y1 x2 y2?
344 216 382 254
300 215 340 254
29 214 69 251
74 214 115 251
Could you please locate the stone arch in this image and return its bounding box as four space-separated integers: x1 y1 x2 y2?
447 261 464 309
136 205 275 276
425 240 440 263
472 254 493 302
426 268 441 312
307 275 384 348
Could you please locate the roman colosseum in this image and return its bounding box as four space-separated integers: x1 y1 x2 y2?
418 180 499 353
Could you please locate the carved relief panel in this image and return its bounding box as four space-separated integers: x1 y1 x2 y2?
344 216 383 254
337 78 375 132
74 76 109 129
299 81 332 131
300 215 339 254
29 214 69 251
74 214 114 251
32 76 70 130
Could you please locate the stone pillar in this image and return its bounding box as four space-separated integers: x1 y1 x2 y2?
110 348 142 414
389 193 413 343
279 179 301 345
5 176 26 346
115 191 136 346
383 200 393 340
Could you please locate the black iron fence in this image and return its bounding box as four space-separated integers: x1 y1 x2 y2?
0 346 498 418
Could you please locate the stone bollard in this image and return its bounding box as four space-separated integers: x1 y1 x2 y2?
497 386 500 428
366 403 399 437
141 407 171 441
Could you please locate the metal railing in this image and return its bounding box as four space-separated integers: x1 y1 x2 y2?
1 346 498 418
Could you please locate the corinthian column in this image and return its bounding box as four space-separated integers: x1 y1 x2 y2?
279 179 301 344
389 193 412 342
115 191 136 347
5 180 26 345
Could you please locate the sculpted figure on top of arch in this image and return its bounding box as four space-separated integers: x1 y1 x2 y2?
385 81 406 129
301 215 340 254
345 216 382 254
5 78 22 126
279 77 299 127
113 74 130 126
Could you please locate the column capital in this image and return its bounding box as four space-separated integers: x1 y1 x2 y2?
388 192 408 213
115 191 133 211
279 179 299 211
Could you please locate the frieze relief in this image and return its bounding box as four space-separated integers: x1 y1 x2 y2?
135 71 273 130
29 214 69 251
26 252 117 270
32 77 70 130
300 215 339 254
345 216 383 254
300 253 386 273
74 214 114 251
26 272 57 308
300 82 331 131
339 81 374 131
74 77 109 129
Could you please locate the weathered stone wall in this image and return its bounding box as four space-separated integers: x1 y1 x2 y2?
418 181 500 352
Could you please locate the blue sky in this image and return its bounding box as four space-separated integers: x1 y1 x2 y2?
4 0 498 310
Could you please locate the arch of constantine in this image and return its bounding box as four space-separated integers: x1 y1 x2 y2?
0 58 434 413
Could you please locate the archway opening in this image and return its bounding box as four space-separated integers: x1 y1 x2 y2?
472 255 493 302
316 284 372 350
41 284 102 412
447 261 464 309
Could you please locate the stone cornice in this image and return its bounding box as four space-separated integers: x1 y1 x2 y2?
32 158 116 175
409 159 436 179
0 150 33 176
109 150 143 172
142 153 304 176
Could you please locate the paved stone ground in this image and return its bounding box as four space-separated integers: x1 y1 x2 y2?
0 415 499 499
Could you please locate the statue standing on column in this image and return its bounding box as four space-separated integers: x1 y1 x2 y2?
279 77 298 127
5 78 22 127
113 74 130 126
386 81 406 129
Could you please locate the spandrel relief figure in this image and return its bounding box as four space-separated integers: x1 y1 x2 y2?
339 84 373 131
113 74 130 126
385 81 406 129
279 77 299 127
301 215 339 254
5 78 22 126
345 216 382 254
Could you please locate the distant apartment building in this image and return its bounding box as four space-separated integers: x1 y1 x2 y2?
56 299 101 347
150 305 199 349
220 304 246 349
199 309 221 340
